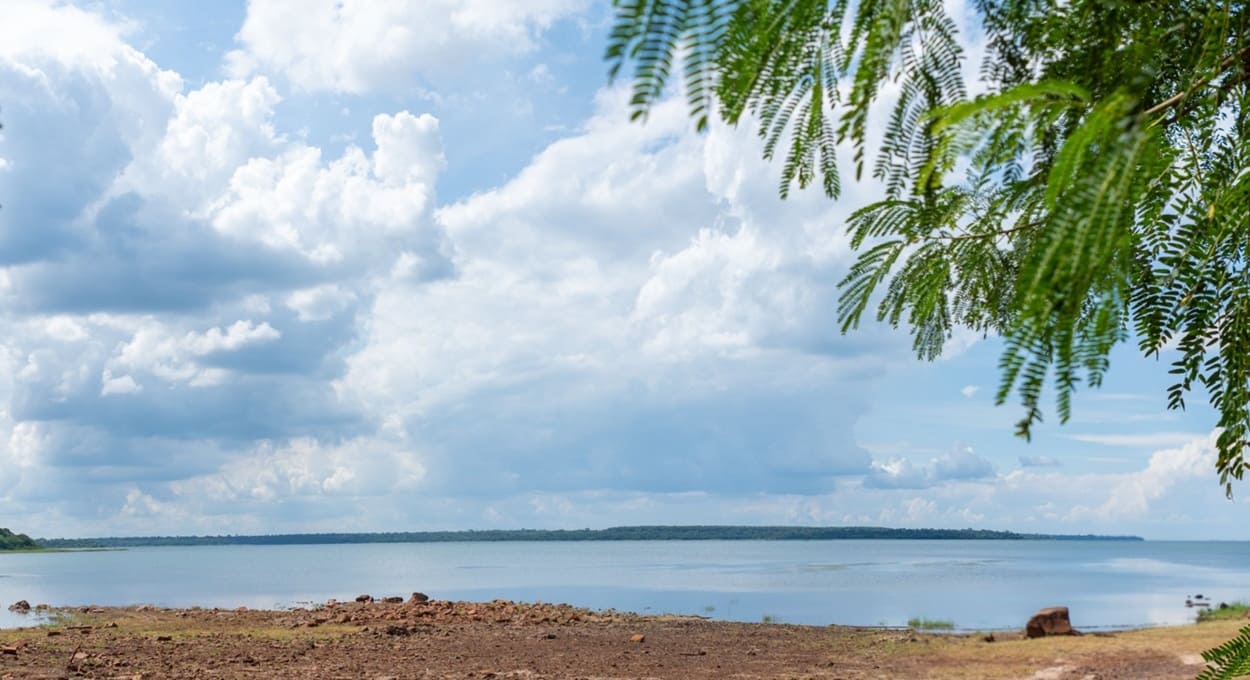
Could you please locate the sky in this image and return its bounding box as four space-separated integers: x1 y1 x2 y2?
0 0 1244 540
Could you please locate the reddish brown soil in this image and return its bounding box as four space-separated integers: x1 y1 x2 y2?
0 598 1236 679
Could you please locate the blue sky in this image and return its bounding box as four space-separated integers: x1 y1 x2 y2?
0 0 1243 539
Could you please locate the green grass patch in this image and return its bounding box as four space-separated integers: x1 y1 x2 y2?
1198 601 1250 622
907 617 955 630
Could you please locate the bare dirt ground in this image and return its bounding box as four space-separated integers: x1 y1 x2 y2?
0 598 1240 679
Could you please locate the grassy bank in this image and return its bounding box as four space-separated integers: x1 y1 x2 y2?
1198 601 1250 623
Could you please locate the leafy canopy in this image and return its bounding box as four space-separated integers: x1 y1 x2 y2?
607 0 1250 491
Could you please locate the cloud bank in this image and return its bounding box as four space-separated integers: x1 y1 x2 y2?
0 0 1243 540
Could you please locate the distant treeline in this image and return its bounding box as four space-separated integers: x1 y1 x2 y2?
38 525 1143 548
0 527 40 550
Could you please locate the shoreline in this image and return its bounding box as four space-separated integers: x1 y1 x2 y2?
0 593 1210 634
0 599 1241 678
1 600 1204 635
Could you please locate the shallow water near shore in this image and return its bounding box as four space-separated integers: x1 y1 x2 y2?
1 539 1247 630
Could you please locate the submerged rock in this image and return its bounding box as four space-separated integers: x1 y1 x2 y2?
7 600 30 613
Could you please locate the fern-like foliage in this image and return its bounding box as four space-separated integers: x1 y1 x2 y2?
1199 623 1250 680
608 0 1250 494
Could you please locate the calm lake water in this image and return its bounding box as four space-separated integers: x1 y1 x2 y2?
2 540 1247 630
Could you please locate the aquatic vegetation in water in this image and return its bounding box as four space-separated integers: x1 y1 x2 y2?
907 617 954 631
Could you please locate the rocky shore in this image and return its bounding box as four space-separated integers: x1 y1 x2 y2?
0 597 1238 678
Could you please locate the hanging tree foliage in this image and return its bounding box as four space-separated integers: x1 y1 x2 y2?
607 0 1250 490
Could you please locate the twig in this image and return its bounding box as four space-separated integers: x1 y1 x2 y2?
934 221 1039 242
64 641 82 672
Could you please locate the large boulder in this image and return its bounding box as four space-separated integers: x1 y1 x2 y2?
1026 606 1075 638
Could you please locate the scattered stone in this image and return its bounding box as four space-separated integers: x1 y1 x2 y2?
33 604 49 611
45 630 61 637
1026 606 1075 638
235 606 249 613
382 596 403 604
355 594 374 604
383 624 411 636
408 592 430 604
71 652 88 662
135 604 157 612
104 622 118 628
630 634 646 643
7 600 29 613
155 635 173 642
982 633 996 643
326 598 337 607
0 647 16 656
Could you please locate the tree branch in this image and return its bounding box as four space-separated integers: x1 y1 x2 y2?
933 221 1039 242
1143 44 1250 119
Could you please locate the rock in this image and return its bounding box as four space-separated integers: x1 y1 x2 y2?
1026 606 1075 638
0 647 16 656
408 592 430 604
155 635 173 642
630 634 646 643
7 600 30 613
982 633 995 643
46 630 61 637
326 598 337 607
34 604 49 611
355 594 374 604
135 604 157 612
382 596 403 604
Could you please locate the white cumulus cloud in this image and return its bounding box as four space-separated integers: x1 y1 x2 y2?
227 0 586 94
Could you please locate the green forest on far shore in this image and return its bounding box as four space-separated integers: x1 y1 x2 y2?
38 525 1143 549
0 527 40 550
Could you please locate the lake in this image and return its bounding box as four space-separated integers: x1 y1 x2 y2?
2 539 1247 630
